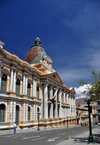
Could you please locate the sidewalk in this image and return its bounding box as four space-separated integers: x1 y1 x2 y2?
57 127 100 145
0 125 78 135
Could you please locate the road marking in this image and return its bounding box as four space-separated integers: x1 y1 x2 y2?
58 132 65 135
11 134 25 138
4 135 16 137
72 130 76 132
47 137 59 142
32 137 46 141
22 135 40 140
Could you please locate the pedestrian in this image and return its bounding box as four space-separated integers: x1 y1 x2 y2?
14 122 17 133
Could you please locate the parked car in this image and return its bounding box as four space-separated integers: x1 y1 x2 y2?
98 123 100 126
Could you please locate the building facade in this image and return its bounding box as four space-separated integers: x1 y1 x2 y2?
92 101 100 124
76 105 89 126
0 38 76 129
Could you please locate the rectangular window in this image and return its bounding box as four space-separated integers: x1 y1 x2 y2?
98 101 100 105
1 80 6 91
27 88 30 96
16 85 19 94
98 109 100 113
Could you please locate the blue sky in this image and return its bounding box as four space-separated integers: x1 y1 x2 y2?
0 0 100 99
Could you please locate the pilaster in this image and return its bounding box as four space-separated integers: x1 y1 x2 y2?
41 84 43 118
44 82 48 119
10 69 14 92
33 77 37 97
59 89 62 118
13 70 16 92
50 86 53 118
7 75 9 92
23 75 25 94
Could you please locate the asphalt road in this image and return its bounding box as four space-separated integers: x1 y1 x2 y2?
0 126 92 145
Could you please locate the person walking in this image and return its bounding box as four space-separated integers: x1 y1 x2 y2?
14 122 17 133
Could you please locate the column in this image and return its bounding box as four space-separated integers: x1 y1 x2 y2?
44 83 48 119
23 75 25 94
59 89 62 118
13 70 16 92
69 97 71 117
36 105 37 120
10 69 13 92
30 84 32 97
7 102 10 122
72 97 73 106
0 68 2 90
68 108 70 117
72 97 73 116
55 87 58 118
65 107 67 117
67 108 68 117
13 102 16 122
63 92 65 103
26 104 28 121
33 104 35 120
31 105 34 121
20 80 22 94
41 85 43 118
8 101 12 122
25 76 27 95
7 75 9 92
67 94 68 104
23 103 25 121
50 86 53 118
33 78 37 97
38 85 41 99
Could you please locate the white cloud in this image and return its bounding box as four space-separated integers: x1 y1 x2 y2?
75 84 92 100
74 84 92 95
75 95 86 100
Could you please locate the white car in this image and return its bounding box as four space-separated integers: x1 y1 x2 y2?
98 123 100 126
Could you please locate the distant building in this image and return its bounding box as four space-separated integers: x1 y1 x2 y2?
76 98 89 125
76 104 89 125
92 100 100 124
0 38 76 129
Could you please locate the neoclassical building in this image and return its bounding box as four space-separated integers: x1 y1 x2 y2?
0 38 76 129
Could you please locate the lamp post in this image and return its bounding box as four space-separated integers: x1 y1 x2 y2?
85 99 94 142
67 116 68 128
37 111 41 131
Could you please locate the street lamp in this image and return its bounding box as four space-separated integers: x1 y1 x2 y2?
37 111 41 131
67 116 68 128
85 99 94 142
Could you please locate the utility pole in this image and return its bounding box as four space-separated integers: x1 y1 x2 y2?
85 99 94 142
67 116 68 128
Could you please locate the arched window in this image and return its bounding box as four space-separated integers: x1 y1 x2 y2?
16 105 19 125
1 74 7 91
16 79 20 94
36 86 39 98
27 83 30 96
0 104 5 122
28 106 30 121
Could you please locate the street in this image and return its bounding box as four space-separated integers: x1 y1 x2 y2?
0 126 91 145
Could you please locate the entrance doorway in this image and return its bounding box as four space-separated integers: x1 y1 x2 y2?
16 105 19 125
0 104 5 122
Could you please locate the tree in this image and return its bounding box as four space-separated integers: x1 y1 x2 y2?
78 71 100 101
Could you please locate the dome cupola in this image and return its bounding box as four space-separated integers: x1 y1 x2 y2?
25 37 47 65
